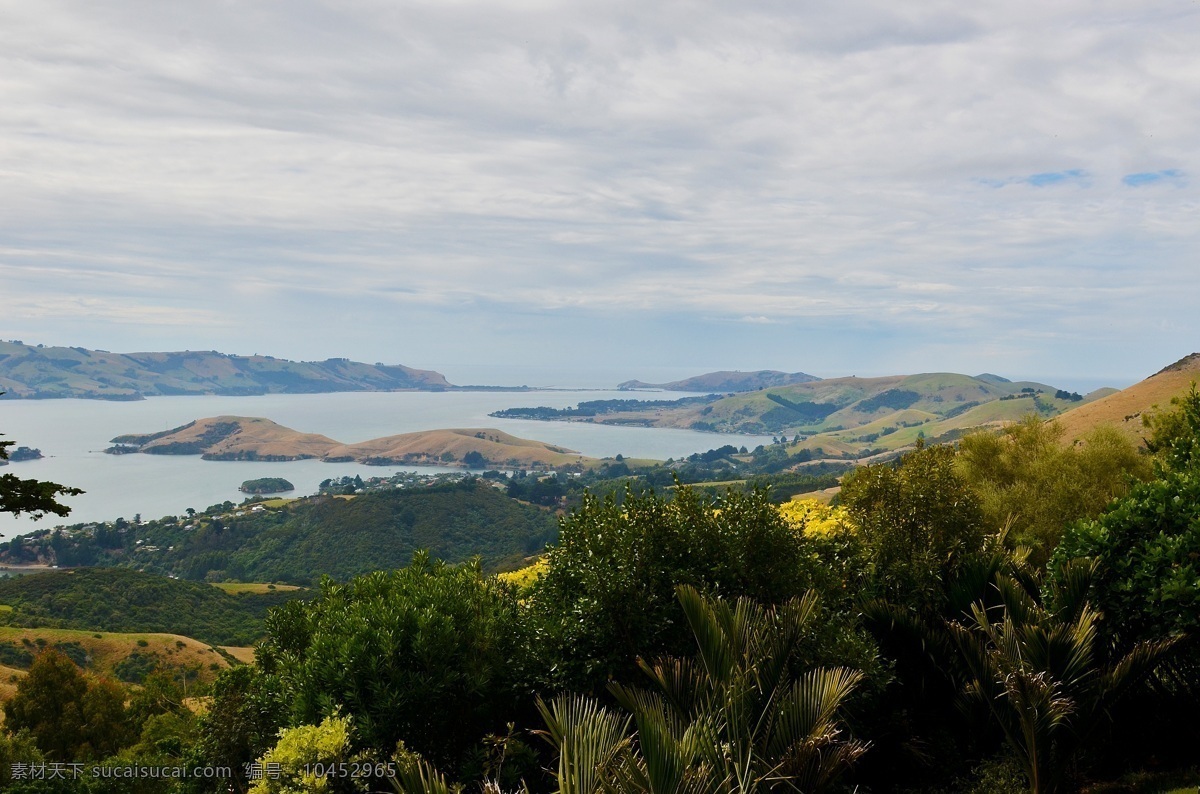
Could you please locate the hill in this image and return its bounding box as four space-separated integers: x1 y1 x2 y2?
0 626 233 690
111 416 340 460
110 416 593 468
1053 353 1200 444
327 428 586 467
0 568 306 646
618 369 820 392
0 340 451 399
7 480 560 584
503 371 1104 458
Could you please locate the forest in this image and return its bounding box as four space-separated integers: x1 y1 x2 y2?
0 389 1197 793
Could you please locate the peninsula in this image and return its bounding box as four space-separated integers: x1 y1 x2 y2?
108 416 594 469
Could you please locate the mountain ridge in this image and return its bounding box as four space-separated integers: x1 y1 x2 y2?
618 369 821 392
0 340 452 399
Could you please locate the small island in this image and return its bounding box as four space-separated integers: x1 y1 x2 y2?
0 446 44 466
239 477 295 495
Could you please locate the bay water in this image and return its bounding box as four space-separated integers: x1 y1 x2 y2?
1 390 774 537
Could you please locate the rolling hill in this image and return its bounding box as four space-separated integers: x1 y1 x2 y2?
0 340 451 399
0 626 234 694
110 416 593 468
497 370 1118 459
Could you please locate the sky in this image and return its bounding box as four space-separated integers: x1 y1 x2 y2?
1 1 1197 390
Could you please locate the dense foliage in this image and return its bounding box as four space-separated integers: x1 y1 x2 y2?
3 650 132 761
958 416 1149 562
528 484 872 693
841 441 985 611
257 554 528 773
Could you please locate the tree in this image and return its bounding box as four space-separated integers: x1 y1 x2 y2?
841 442 985 611
1143 382 1200 473
0 729 44 788
535 586 867 793
957 417 1149 564
255 553 528 771
948 560 1176 794
529 484 822 692
0 430 82 519
194 664 288 793
3 649 132 760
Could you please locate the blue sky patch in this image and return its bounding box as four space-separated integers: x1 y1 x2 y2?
1025 169 1086 186
1122 169 1184 187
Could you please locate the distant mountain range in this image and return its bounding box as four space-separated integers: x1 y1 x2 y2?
619 370 821 392
0 340 451 399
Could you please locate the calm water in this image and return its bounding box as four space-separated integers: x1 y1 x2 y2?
0 390 773 537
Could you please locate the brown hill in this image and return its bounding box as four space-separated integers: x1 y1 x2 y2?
113 416 339 460
1054 353 1200 444
326 428 585 468
110 417 591 469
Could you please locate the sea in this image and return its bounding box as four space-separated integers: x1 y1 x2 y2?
0 389 775 538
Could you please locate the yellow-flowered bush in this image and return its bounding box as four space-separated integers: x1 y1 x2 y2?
778 498 854 537
497 557 548 593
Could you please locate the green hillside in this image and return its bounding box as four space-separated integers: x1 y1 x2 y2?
8 480 559 585
498 371 1107 460
0 340 451 399
0 568 305 645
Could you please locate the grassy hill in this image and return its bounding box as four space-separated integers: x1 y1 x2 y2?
328 427 587 468
110 416 594 468
1054 353 1200 444
0 626 233 691
0 340 451 399
502 371 1104 459
0 568 305 646
112 416 340 460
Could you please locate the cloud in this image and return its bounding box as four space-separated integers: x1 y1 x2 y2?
0 1 1196 381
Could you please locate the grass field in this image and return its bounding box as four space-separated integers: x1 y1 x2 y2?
218 645 257 664
209 582 305 595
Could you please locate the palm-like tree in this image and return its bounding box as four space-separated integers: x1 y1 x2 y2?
948 558 1177 794
538 585 867 793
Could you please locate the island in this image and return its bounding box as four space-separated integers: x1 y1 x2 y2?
106 416 595 470
4 446 43 462
239 477 295 495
